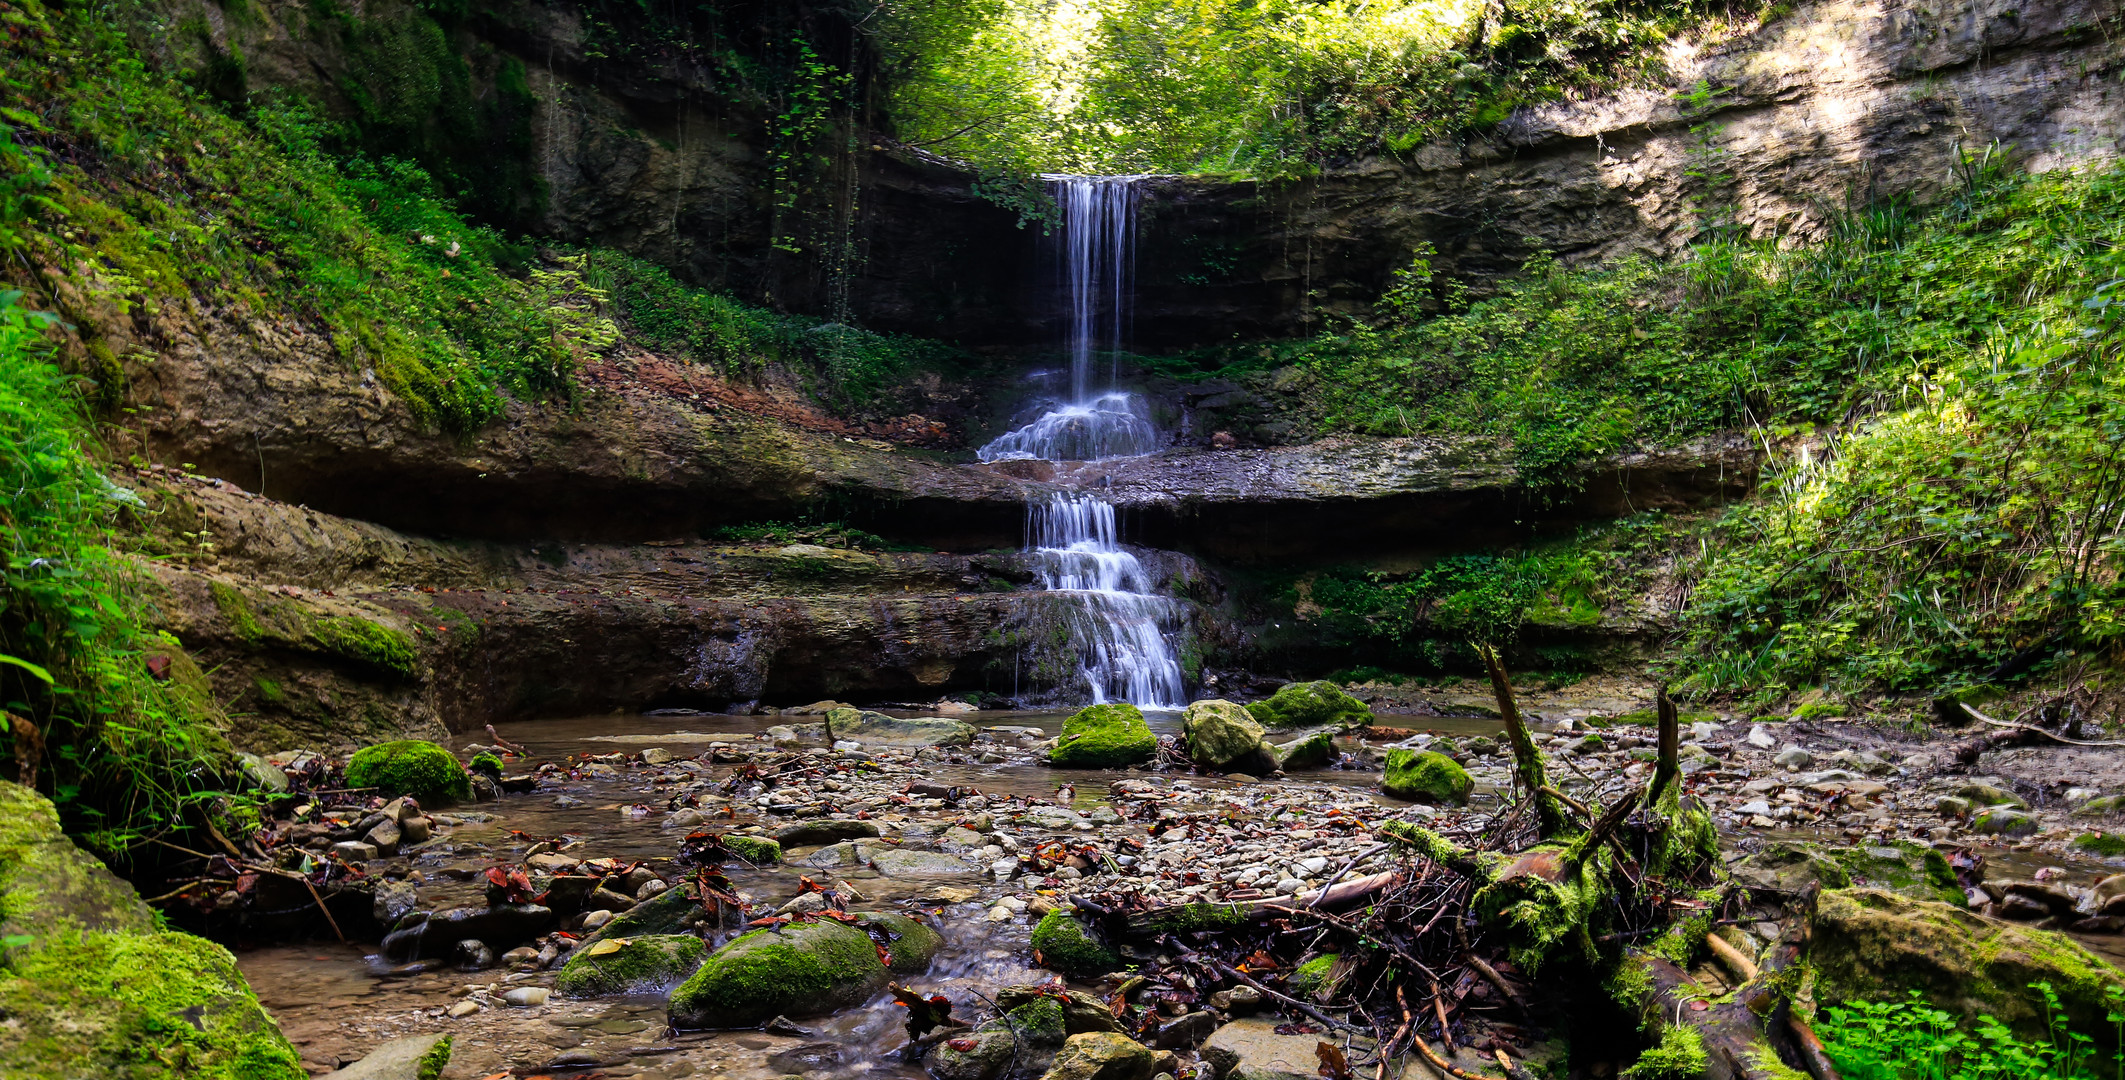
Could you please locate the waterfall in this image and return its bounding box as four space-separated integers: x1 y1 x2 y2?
983 177 1184 709
1028 493 1185 709
978 177 1160 463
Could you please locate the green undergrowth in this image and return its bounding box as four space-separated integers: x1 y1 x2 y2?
880 0 1770 177
1818 985 2125 1080
709 519 902 551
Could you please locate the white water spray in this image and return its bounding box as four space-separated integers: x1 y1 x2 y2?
984 177 1184 709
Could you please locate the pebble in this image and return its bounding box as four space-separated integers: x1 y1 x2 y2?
501 987 550 1007
447 1000 481 1018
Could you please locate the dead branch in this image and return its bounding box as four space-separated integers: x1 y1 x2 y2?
1647 688 1680 806
1480 645 1572 838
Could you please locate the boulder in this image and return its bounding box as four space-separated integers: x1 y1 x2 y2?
344 740 472 804
667 912 941 1027
1380 750 1471 805
1810 888 2125 1047
326 1032 452 1079
1030 909 1120 977
868 847 981 878
1972 807 2040 836
555 934 708 996
723 836 784 865
579 883 700 946
1202 1019 1342 1080
371 880 419 926
380 903 555 961
1268 730 1335 771
1182 701 1271 772
1040 1032 1154 1080
1244 682 1372 731
1049 704 1157 769
775 819 882 847
1728 841 1963 905
927 1028 1020 1080
824 708 976 747
998 985 1125 1036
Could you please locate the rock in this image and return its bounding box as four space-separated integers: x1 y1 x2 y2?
528 852 580 872
587 886 638 911
775 819 882 847
2000 880 2080 915
1746 724 1777 749
345 740 473 804
371 879 419 926
1202 1018 1340 1080
1153 1011 1219 1050
325 1032 452 1079
555 933 708 996
446 999 480 1019
542 874 598 914
234 752 291 793
1811 888 2125 1045
381 903 556 961
784 700 852 715
1971 808 2039 837
2095 875 2125 903
1244 682 1372 731
332 840 380 861
579 883 699 945
664 809 710 828
2076 796 2125 817
1957 783 2026 809
824 708 976 747
998 985 1124 1036
869 848 981 877
1182 701 1271 772
1050 704 1158 768
637 877 670 901
1935 796 1974 818
641 747 675 765
581 910 614 930
927 1028 1019 1080
502 945 541 969
501 986 549 1007
1564 734 1605 756
667 911 941 1027
724 836 784 864
365 817 402 854
1041 1033 1155 1080
453 939 495 970
1728 841 1963 904
1380 750 1471 805
1774 747 1813 769
399 816 432 844
1268 730 1335 771
1030 909 1119 976
777 892 829 917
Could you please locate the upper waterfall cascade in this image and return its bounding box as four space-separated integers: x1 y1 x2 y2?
985 177 1183 709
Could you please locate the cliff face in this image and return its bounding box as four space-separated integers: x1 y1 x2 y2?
140 0 2125 348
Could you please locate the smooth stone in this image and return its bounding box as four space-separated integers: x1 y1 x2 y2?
325 1032 451 1078
502 986 550 1007
775 819 882 847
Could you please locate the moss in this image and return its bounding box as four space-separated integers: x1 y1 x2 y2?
1621 1026 1706 1080
0 928 305 1079
208 581 419 678
554 934 708 997
1030 909 1120 976
723 836 784 864
1048 703 1157 769
1810 888 2125 1047
1290 954 1338 997
1381 749 1472 804
1245 681 1373 730
667 919 889 1027
2072 832 2125 857
311 615 419 677
1132 902 1249 935
1475 850 1602 974
467 751 504 779
994 995 1067 1046
856 912 944 972
1647 909 1718 968
416 1035 453 1080
344 740 471 804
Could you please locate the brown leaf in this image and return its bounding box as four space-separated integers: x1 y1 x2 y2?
1316 1041 1351 1080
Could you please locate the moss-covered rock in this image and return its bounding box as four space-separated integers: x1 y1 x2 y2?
1810 888 2125 1046
1245 682 1372 731
1730 840 1962 905
0 780 303 1079
1181 700 1269 772
859 911 946 972
1268 730 1335 771
825 707 977 747
1049 704 1156 769
555 934 708 997
1041 1031 1154 1080
1030 909 1120 977
344 740 472 804
927 1027 1019 1080
667 911 939 1027
723 835 784 865
1381 749 1471 804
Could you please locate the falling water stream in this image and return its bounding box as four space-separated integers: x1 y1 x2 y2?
980 177 1183 708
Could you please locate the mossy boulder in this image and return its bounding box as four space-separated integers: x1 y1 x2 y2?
344 740 472 804
1049 704 1157 769
1730 840 1962 905
0 781 304 1079
1381 749 1472 805
723 836 783 865
1268 730 1335 771
1810 888 2125 1048
555 934 708 997
666 911 941 1027
928 1028 1020 1080
1245 681 1372 731
1181 700 1270 772
1042 1031 1154 1080
1030 909 1120 977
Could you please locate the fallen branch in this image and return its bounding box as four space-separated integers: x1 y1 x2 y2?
1461 953 1530 1019
1214 960 1356 1033
1479 644 1572 839
1785 1014 1844 1080
1705 933 1759 984
1308 843 1391 909
1958 702 2125 748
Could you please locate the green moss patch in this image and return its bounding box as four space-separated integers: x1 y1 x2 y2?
1381 749 1472 805
2072 832 2125 858
723 836 784 865
1049 704 1157 769
208 580 420 679
554 934 707 997
667 918 892 1027
344 740 472 804
1245 681 1373 730
1131 902 1248 935
1622 1026 1706 1080
1030 909 1120 977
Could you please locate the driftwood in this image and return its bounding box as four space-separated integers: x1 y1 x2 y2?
1632 940 1835 1080
1480 645 1573 838
1113 871 1405 938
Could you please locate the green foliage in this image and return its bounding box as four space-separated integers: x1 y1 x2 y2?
1623 1026 1708 1080
1818 984 2125 1080
708 518 898 550
343 740 471 804
0 291 232 852
879 0 1765 177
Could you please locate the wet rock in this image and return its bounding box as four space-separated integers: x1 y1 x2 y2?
824 708 976 747
381 903 556 960
928 1029 1019 1080
1971 808 2039 837
637 878 670 901
581 910 614 931
1153 1011 1218 1050
667 911 940 1027
365 818 402 854
371 879 418 926
869 848 981 877
446 999 480 1019
1182 701 1272 772
777 892 828 917
1029 910 1120 977
453 939 495 970
542 874 598 914
1380 750 1471 805
1728 841 1962 904
587 886 638 911
502 945 542 969
399 816 432 845
234 752 290 794
332 841 379 861
1958 783 2026 810
555 933 708 996
1050 704 1158 769
1746 725 1778 749
1201 1018 1342 1080
775 819 882 847
2000 880 2081 915
1245 682 1372 731
501 986 549 1007
998 986 1125 1036
325 1032 451 1079
581 883 699 944
641 747 675 765
1041 1032 1154 1080
1811 888 2125 1044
